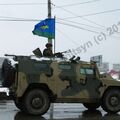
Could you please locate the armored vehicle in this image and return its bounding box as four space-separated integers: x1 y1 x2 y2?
1 53 120 115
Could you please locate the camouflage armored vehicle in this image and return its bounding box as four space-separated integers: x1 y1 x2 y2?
1 53 120 115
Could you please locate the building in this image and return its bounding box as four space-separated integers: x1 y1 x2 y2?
99 62 109 73
113 64 120 72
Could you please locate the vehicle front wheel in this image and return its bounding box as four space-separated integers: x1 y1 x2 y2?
83 103 100 110
101 89 120 113
24 89 50 115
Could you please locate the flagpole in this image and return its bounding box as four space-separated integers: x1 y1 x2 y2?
48 1 54 118
54 38 55 54
54 16 56 54
48 0 52 44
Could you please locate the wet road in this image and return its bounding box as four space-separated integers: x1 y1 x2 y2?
0 100 120 120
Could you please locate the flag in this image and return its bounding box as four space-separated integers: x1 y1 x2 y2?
32 18 55 39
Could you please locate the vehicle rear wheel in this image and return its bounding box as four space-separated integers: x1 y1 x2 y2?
101 89 120 113
24 89 50 115
1 59 15 87
83 103 100 110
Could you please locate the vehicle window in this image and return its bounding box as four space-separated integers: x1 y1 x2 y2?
59 64 72 70
80 68 86 74
80 68 94 75
86 69 94 75
34 63 48 70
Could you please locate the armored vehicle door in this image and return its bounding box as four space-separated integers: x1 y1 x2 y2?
60 63 102 101
76 64 102 100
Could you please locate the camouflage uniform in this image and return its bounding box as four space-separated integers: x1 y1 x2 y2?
43 48 53 57
43 43 53 57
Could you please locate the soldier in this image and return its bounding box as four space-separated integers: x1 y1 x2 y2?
43 43 53 57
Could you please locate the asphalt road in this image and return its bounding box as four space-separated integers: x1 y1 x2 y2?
0 100 120 120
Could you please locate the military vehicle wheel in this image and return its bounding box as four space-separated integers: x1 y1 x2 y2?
1 59 15 87
24 89 50 115
102 89 120 113
14 98 26 112
83 103 100 110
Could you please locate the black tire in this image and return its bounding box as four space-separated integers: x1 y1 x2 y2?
83 103 100 110
101 89 120 113
14 98 26 112
24 89 50 115
14 99 21 110
1 59 15 87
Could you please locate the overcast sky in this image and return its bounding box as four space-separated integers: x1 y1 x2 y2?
0 0 120 64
